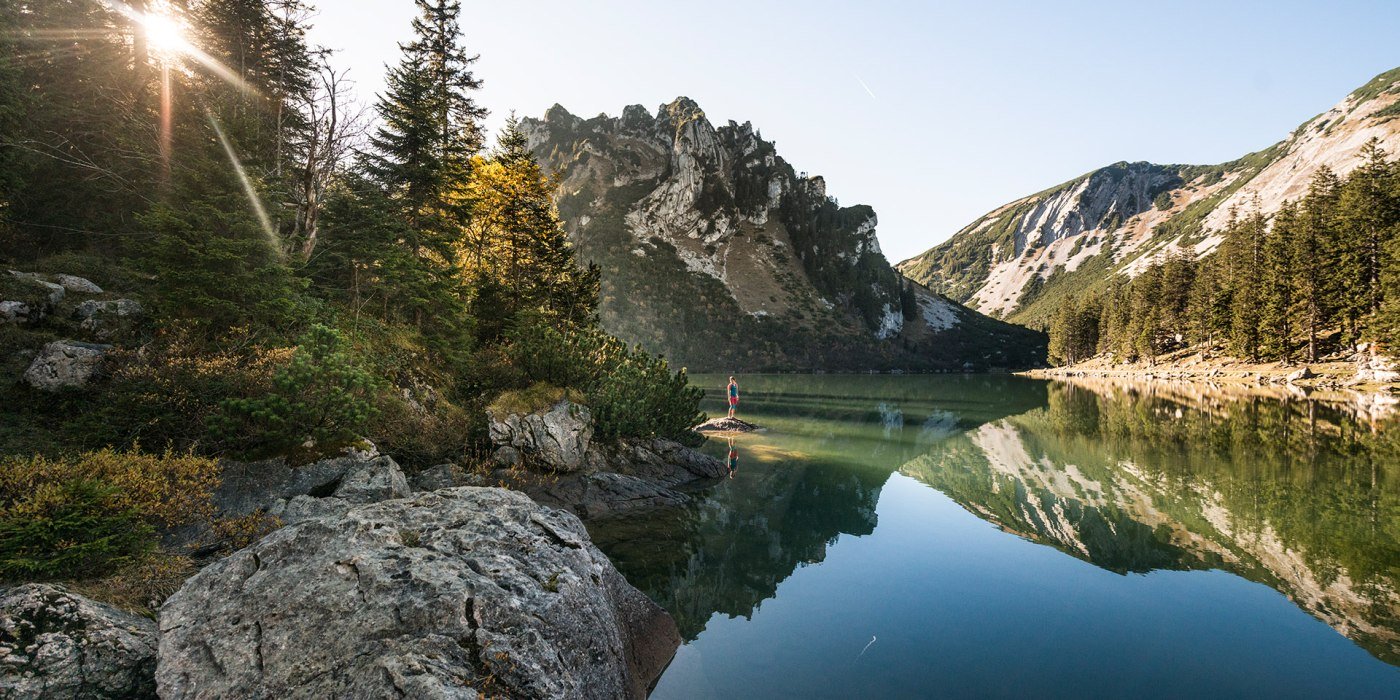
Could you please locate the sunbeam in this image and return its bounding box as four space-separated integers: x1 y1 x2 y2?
206 111 281 258
102 0 262 98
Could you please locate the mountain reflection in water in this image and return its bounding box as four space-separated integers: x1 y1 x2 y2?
587 374 1400 678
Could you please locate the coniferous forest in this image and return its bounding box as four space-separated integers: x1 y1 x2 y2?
1047 142 1400 366
0 1 702 580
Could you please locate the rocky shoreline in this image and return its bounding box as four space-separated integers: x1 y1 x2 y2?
1021 346 1400 421
1 393 724 698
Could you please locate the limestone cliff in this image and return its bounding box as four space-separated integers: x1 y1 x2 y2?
900 67 1400 326
522 98 1044 371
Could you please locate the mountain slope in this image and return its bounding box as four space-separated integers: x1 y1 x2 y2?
900 67 1400 327
522 98 1044 371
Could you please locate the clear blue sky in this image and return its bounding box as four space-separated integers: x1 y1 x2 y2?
307 0 1400 261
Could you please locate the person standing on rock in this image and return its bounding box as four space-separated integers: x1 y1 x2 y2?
727 376 740 418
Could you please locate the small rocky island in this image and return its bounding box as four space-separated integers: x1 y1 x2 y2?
693 416 761 434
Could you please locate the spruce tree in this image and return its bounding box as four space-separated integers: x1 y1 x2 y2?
364 0 485 249
1294 167 1340 361
1261 202 1297 362
1337 139 1399 338
1226 209 1267 361
464 116 600 336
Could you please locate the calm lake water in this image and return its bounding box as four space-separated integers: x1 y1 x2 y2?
589 374 1400 699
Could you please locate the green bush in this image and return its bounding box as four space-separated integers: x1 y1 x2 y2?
68 329 286 455
0 449 218 581
0 480 153 580
505 317 705 444
216 324 379 453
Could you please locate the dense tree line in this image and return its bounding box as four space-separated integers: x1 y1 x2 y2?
1048 142 1400 366
0 0 700 465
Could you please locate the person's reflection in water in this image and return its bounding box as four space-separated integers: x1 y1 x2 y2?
726 437 739 479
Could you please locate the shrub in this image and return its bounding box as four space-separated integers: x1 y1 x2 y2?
70 326 289 454
504 317 705 444
216 324 380 454
0 449 218 580
0 480 153 580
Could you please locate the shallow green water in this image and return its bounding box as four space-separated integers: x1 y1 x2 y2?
588 374 1400 698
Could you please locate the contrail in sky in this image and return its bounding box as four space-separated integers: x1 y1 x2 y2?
854 73 878 101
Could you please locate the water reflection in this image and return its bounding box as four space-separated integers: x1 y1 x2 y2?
589 375 1046 639
903 380 1400 665
589 375 1400 668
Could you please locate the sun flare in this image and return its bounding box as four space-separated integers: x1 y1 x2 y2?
136 9 191 57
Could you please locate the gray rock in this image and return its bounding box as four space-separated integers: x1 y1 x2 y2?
493 445 523 467
488 399 594 472
1356 351 1400 384
156 488 680 699
409 464 486 492
1286 366 1315 383
8 271 65 306
594 438 729 484
53 274 103 295
0 301 30 324
693 416 760 434
267 494 351 524
516 471 690 520
75 299 144 340
0 584 157 699
21 340 110 391
330 454 412 503
212 449 390 520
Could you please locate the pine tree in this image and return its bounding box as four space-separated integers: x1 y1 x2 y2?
1293 167 1340 361
1226 208 1267 361
363 0 485 251
1337 139 1400 339
1129 264 1164 363
1261 202 1297 362
464 116 600 337
345 0 487 332
1158 252 1197 346
1186 256 1231 351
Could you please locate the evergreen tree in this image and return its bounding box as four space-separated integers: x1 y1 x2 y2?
1261 202 1297 362
363 0 485 249
463 116 600 337
1186 256 1231 351
1337 139 1399 339
1294 168 1340 361
1226 209 1267 360
1129 263 1164 362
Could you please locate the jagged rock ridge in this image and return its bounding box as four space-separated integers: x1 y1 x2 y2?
522 98 1045 371
900 67 1400 325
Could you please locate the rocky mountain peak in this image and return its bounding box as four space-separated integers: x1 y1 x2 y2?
521 98 1046 370
900 66 1400 324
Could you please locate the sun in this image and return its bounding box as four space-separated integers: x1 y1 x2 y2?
136 8 191 58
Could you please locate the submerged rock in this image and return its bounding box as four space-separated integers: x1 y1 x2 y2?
21 340 110 391
0 584 158 699
157 488 680 699
488 399 594 472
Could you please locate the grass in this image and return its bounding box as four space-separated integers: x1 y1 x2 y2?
488 383 585 417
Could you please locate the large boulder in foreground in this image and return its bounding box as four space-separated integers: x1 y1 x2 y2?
157 488 680 699
0 584 158 699
21 340 110 391
488 394 594 472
